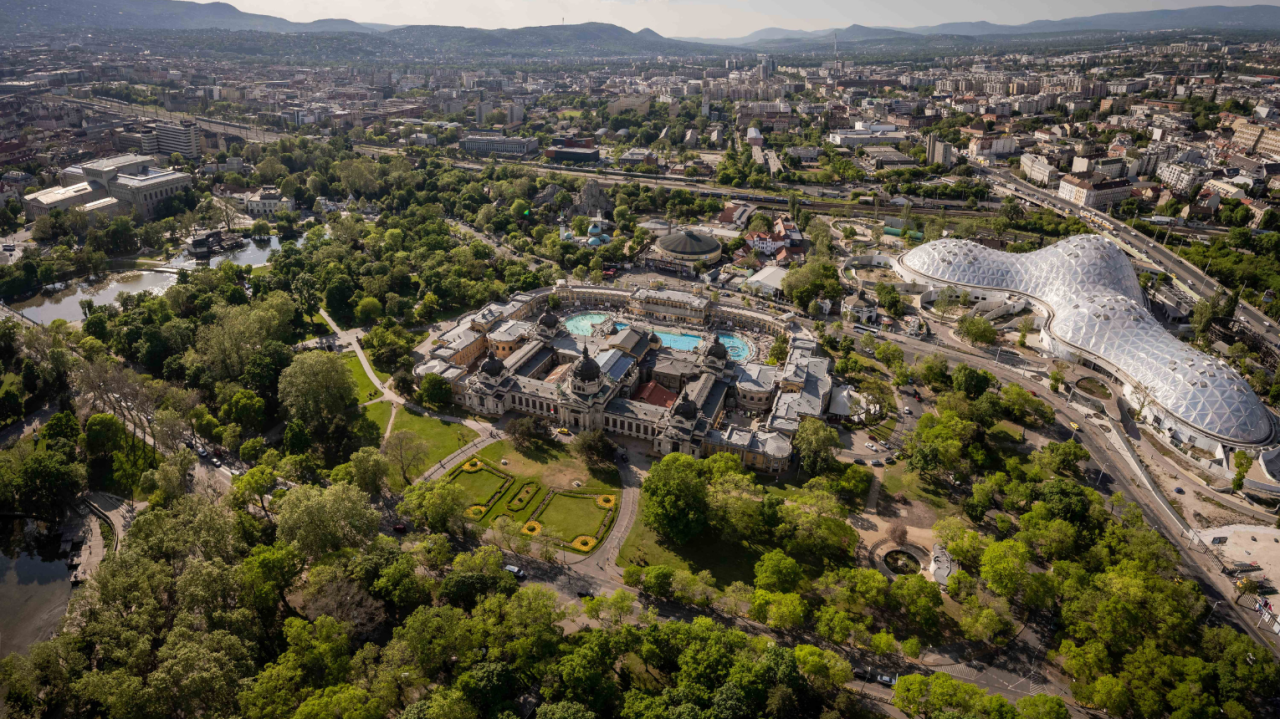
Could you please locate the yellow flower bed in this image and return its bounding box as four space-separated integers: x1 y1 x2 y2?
464 505 486 520
572 535 598 552
595 495 616 509
522 521 542 536
461 459 483 472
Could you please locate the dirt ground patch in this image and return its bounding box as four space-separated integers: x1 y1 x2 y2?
1139 441 1266 530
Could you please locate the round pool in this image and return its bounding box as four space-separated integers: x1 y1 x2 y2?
717 333 752 362
563 312 611 336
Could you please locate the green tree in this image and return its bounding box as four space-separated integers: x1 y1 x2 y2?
354 297 383 326
419 373 453 407
279 351 357 433
980 539 1031 597
754 549 803 593
793 417 839 474
957 315 997 346
276 483 379 559
640 454 708 544
399 479 468 534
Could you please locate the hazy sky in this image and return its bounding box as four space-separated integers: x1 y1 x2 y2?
214 0 1271 37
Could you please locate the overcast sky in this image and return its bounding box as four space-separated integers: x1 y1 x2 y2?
215 0 1272 38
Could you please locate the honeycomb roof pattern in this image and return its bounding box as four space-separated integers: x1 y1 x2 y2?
902 237 1272 445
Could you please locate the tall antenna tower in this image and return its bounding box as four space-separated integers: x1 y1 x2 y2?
833 31 838 56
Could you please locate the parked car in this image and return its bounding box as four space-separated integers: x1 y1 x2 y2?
903 407 912 415
876 673 897 687
871 459 884 467
211 458 222 468
393 524 408 533
504 565 526 579
1174 487 1185 495
865 442 878 451
197 447 208 458
576 590 595 599
854 458 867 465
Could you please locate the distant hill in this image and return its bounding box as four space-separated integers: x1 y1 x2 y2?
677 23 909 48
0 0 378 34
683 4 1280 48
384 22 733 56
901 5 1280 35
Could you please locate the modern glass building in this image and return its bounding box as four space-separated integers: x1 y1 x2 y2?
897 236 1276 454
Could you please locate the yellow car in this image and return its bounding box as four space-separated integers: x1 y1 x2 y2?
557 428 570 435
1069 421 1080 431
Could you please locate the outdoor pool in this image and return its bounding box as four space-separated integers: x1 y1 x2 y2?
655 331 703 351
718 333 752 362
564 312 610 336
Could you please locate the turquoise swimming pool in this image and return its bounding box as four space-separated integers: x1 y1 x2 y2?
655 331 703 351
564 312 610 336
718 333 752 362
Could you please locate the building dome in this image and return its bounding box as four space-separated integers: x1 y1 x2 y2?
588 236 604 247
707 334 728 360
657 229 721 260
538 310 559 330
573 347 600 382
481 350 504 377
674 394 699 421
589 223 602 236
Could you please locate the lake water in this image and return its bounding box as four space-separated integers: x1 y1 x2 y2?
0 520 73 656
10 271 177 325
167 235 284 269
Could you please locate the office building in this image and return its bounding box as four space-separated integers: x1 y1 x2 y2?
459 135 539 157
154 121 201 159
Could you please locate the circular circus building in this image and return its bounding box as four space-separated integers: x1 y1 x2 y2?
645 229 722 275
894 235 1276 459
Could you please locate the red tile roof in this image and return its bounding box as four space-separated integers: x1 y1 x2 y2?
633 380 677 408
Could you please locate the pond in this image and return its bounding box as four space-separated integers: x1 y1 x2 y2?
884 549 922 576
564 312 611 336
166 235 285 269
0 520 74 656
10 270 177 326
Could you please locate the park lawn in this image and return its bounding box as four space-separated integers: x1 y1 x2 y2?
478 439 615 491
537 493 609 543
371 363 392 383
868 417 898 444
364 401 394 437
482 479 549 528
391 409 478 471
616 494 764 589
342 352 383 403
250 265 272 276
1 372 21 397
452 468 509 507
991 419 1025 444
881 467 959 517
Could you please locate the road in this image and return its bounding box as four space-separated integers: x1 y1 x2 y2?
842 322 1280 659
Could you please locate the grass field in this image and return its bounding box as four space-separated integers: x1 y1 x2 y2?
478 439 613 491
364 401 394 437
616 494 764 588
868 417 898 444
453 467 509 506
391 409 478 471
371 365 392 383
991 419 1025 444
1 372 21 397
342 352 383 402
482 479 548 528
538 494 609 542
881 467 958 517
